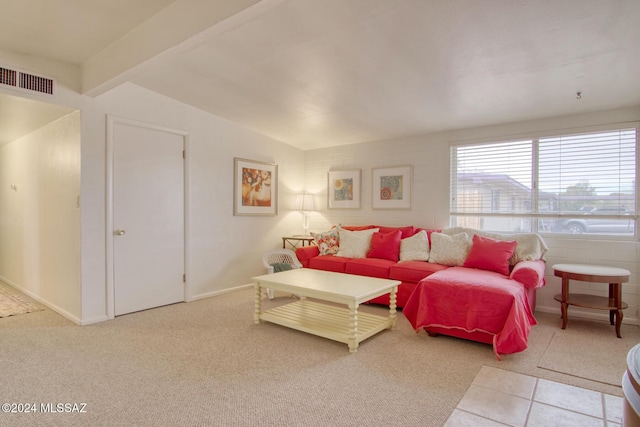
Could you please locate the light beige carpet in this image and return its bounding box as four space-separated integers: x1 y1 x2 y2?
0 282 44 318
537 315 639 386
0 287 635 426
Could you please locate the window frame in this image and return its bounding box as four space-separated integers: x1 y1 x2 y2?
449 123 640 239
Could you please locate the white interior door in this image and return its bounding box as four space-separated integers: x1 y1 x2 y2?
113 122 185 316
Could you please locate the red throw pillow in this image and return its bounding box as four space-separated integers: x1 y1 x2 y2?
366 230 402 261
339 225 375 231
377 226 415 239
463 234 517 275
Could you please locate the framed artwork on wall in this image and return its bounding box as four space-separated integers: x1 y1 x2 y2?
234 158 278 216
328 169 361 209
372 165 412 209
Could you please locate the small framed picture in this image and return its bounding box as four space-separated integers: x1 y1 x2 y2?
234 158 278 216
328 169 361 209
372 165 412 209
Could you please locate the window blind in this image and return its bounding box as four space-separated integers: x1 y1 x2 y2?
451 139 532 214
450 127 638 235
538 129 636 214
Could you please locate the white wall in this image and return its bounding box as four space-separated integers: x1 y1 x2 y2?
79 83 305 323
0 67 306 324
304 106 640 325
1 47 638 327
0 111 82 320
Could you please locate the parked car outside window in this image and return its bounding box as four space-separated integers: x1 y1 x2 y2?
556 207 635 234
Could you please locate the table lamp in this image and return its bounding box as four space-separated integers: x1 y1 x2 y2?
294 194 316 235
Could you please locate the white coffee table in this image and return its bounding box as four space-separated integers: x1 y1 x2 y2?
253 269 399 352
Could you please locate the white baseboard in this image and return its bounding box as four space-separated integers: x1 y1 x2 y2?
535 304 639 326
190 283 254 301
80 315 109 325
0 275 83 325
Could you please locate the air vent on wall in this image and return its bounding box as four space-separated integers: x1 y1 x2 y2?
0 65 54 95
0 67 17 87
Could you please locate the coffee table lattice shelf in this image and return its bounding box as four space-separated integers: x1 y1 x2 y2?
253 269 399 352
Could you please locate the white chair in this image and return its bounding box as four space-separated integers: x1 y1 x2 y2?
261 248 302 299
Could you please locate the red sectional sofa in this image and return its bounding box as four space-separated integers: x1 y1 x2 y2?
295 225 447 308
295 225 548 358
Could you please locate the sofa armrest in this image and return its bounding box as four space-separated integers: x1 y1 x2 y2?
295 246 320 267
510 260 546 289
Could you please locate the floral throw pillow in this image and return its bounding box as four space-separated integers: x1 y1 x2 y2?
311 229 340 255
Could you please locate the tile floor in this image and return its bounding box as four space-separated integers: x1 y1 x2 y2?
445 366 623 426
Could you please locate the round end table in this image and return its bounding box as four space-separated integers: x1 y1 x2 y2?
552 263 630 338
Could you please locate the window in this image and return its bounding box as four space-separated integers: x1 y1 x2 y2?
450 127 638 236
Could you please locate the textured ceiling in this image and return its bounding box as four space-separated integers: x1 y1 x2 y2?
0 0 175 65
1 0 640 149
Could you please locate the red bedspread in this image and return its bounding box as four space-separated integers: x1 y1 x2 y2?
402 266 537 359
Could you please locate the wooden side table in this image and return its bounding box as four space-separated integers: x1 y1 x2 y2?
282 235 314 250
553 263 630 338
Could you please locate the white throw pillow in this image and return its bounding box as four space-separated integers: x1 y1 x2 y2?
428 232 469 266
336 228 379 258
399 230 430 262
441 227 548 263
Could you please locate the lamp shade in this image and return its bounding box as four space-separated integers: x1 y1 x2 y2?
294 194 316 211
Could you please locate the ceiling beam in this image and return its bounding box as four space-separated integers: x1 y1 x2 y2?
81 0 277 96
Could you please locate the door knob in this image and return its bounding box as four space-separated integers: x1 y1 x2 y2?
114 229 126 236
